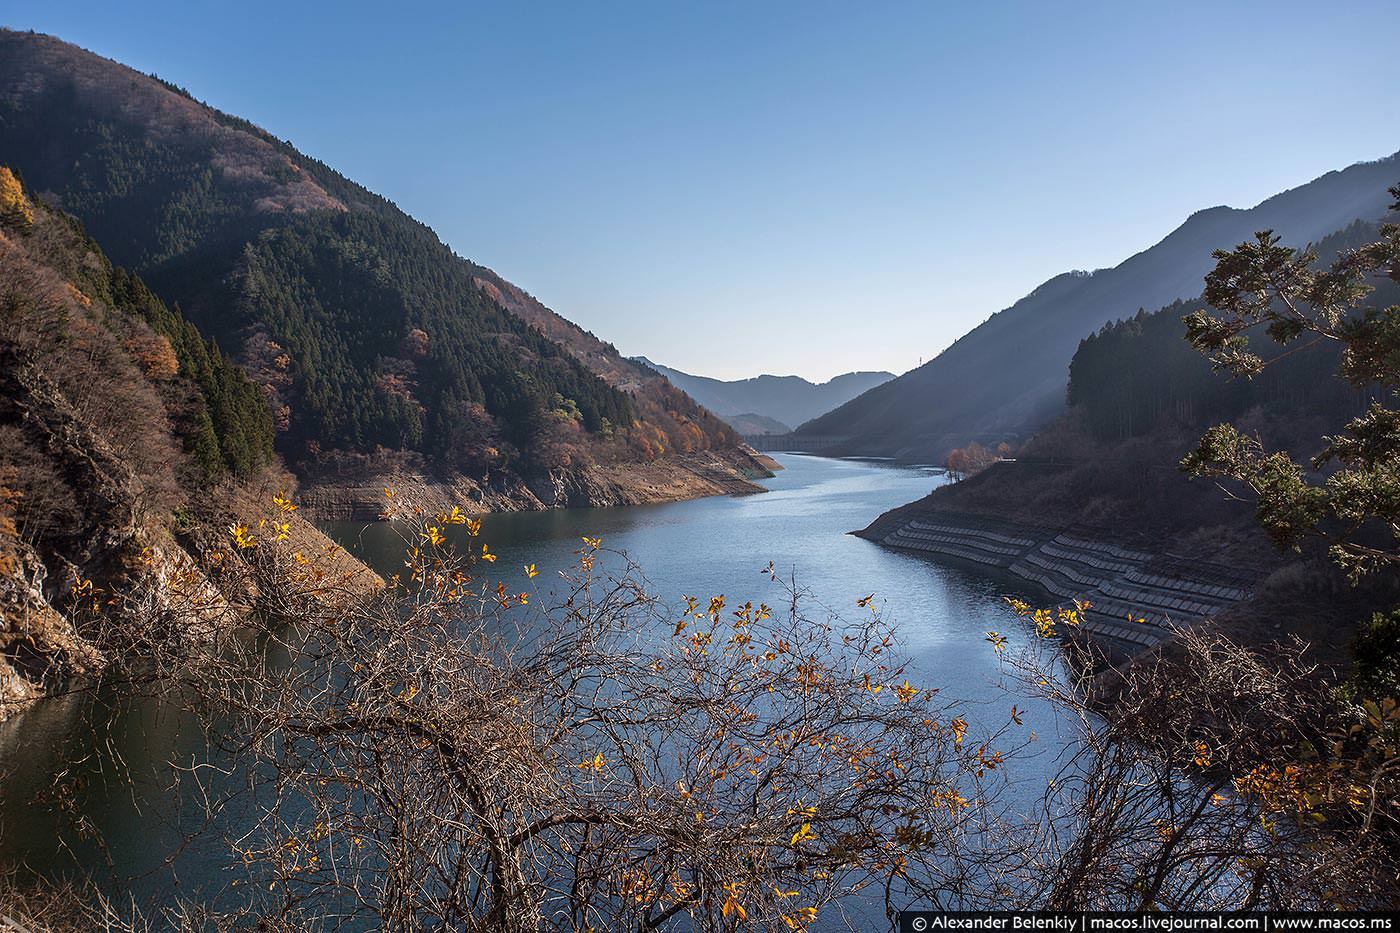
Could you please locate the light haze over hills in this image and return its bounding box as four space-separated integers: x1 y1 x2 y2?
634 359 894 434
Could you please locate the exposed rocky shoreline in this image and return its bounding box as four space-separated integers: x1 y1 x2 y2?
299 446 781 522
1 443 777 721
0 477 382 722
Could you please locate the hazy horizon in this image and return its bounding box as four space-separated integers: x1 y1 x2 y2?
6 0 1399 382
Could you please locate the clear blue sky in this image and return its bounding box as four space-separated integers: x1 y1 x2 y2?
7 1 1399 381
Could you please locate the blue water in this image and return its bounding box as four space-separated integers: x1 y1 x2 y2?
330 454 1055 714
0 454 1072 923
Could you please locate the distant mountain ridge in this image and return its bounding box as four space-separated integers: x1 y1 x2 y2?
857 217 1400 654
724 413 793 436
797 152 1400 460
634 358 894 433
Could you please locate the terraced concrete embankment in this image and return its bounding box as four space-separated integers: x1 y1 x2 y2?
875 516 1256 649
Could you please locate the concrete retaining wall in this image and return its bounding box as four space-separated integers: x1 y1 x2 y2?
879 518 1258 650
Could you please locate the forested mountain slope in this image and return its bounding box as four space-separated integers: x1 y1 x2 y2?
633 358 894 433
800 154 1400 461
0 30 749 496
0 167 374 717
1065 220 1391 449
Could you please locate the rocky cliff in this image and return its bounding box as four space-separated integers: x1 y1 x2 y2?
0 170 376 720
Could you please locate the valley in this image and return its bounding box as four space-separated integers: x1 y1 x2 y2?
1 11 1398 927
794 155 1400 463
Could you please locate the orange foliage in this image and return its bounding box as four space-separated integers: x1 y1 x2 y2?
0 466 20 576
125 333 181 380
64 283 92 308
945 441 1001 480
0 167 33 227
404 327 430 358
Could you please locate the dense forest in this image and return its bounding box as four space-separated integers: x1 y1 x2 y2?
0 30 735 479
0 165 271 483
1067 221 1394 450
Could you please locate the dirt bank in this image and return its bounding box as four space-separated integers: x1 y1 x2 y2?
298 446 781 523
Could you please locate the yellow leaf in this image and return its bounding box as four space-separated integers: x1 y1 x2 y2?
950 717 968 746
229 524 257 550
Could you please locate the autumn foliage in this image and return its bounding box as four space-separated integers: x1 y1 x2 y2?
0 167 31 228
944 441 1004 481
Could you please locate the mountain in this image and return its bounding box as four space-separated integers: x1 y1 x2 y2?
858 217 1400 657
0 166 376 716
0 30 766 507
797 153 1400 460
633 358 894 433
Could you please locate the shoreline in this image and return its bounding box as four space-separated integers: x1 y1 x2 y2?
298 445 782 523
857 509 1260 651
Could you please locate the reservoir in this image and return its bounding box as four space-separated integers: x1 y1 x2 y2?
0 454 1069 917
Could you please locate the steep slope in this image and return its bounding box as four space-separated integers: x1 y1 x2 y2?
799 154 1400 461
0 168 375 718
0 30 764 504
859 220 1400 655
634 358 894 432
470 275 741 455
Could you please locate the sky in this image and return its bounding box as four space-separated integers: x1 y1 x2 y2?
6 2 1399 382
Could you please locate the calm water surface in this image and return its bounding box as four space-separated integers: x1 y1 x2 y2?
330 454 1053 704
0 454 1071 918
